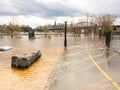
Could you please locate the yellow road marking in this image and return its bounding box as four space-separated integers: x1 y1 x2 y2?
87 50 120 90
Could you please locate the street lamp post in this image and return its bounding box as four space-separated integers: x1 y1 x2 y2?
64 21 67 47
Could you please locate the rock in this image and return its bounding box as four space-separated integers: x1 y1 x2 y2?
11 50 42 68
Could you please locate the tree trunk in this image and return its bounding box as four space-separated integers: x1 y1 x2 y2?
11 50 42 68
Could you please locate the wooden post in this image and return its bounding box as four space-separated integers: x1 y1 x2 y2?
105 31 111 48
64 21 67 47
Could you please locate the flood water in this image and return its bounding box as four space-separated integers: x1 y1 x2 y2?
48 35 120 90
0 35 66 90
0 34 120 90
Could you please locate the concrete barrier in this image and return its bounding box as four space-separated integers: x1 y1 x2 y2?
11 50 42 68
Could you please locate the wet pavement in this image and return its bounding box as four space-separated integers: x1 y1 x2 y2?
49 36 120 90
0 34 120 90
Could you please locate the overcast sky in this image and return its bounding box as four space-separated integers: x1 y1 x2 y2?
0 0 120 28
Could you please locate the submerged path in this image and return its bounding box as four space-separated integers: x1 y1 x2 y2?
49 36 120 90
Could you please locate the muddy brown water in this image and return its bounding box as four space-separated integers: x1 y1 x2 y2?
0 35 65 90
0 35 119 90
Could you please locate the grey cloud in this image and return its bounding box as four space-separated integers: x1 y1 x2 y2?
86 0 120 16
0 0 120 18
0 1 13 16
0 0 86 18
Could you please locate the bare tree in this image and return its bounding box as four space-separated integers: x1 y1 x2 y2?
96 14 116 35
6 16 21 37
6 23 21 37
99 14 116 48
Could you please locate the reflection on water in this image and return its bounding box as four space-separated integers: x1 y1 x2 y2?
0 35 65 90
106 49 110 58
